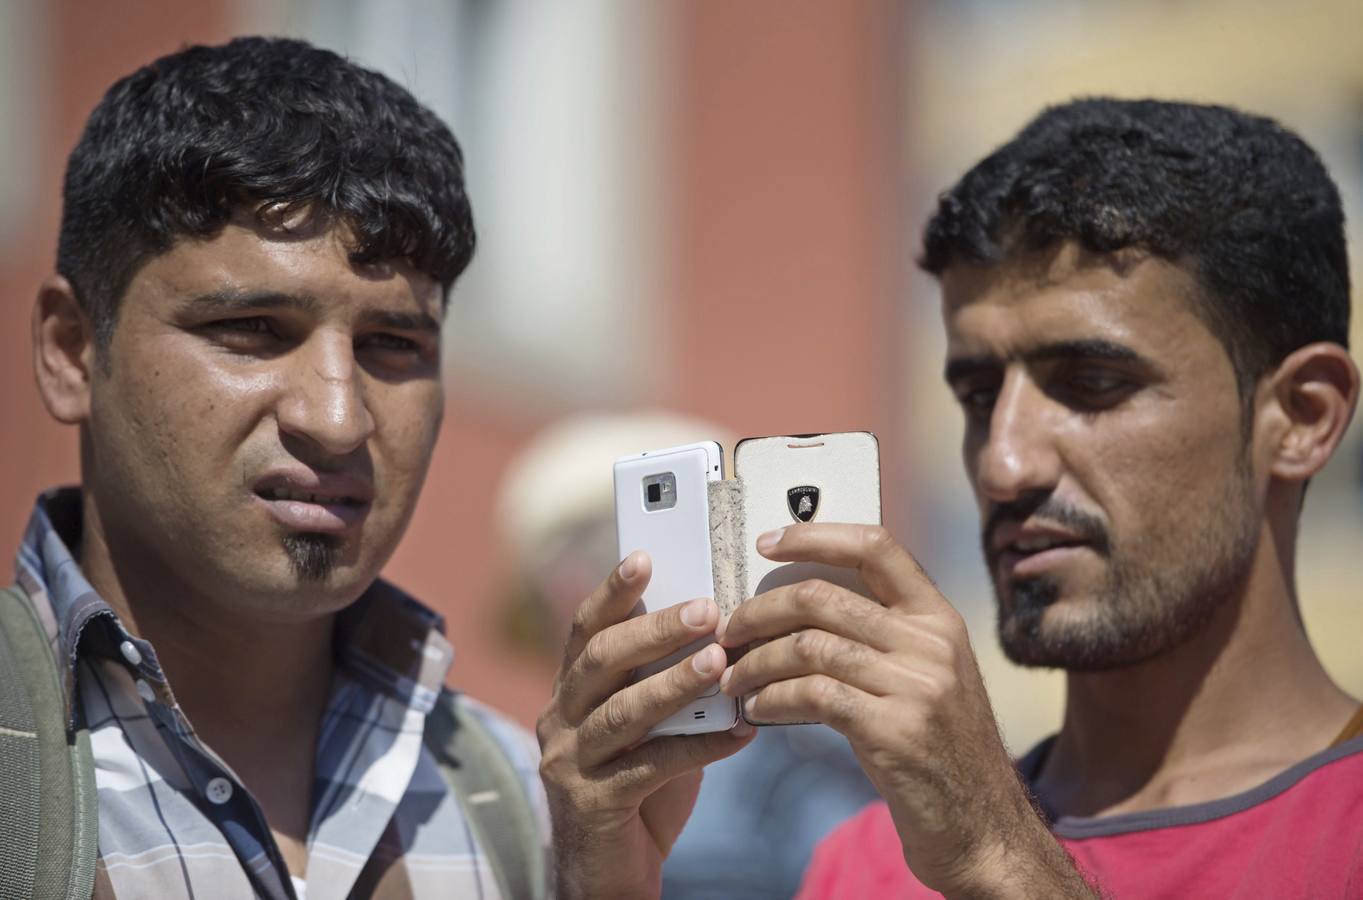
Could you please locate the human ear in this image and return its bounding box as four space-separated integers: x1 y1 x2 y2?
33 275 96 425
1260 342 1359 482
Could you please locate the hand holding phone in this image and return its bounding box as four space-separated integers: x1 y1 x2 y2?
536 532 754 900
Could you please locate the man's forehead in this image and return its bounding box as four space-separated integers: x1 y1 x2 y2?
938 245 1205 357
139 216 443 318
941 242 1156 306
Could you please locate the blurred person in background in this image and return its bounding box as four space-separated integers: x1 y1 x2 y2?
493 412 878 898
537 98 1363 898
3 36 549 900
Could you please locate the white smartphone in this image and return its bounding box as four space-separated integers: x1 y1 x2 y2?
613 441 739 737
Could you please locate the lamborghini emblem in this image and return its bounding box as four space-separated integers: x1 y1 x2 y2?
787 486 820 523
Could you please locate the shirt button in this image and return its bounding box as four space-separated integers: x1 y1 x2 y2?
135 679 156 703
119 640 143 667
205 777 234 805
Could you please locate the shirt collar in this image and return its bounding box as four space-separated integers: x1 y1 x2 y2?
16 486 454 720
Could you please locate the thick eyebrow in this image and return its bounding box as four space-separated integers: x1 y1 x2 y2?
358 309 442 334
183 289 322 314
183 289 439 333
944 338 1151 384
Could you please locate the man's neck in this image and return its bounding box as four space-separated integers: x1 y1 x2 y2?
1034 516 1358 820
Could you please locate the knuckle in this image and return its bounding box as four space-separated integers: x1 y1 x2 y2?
607 758 650 796
802 675 847 722
795 578 836 612
919 627 957 664
609 745 676 797
806 674 839 707
792 628 830 664
648 609 675 646
599 692 634 736
630 730 714 785
568 607 593 643
536 733 573 782
577 631 611 677
669 657 699 692
861 524 896 554
535 710 555 747
845 598 879 632
937 607 970 643
537 750 561 784
918 670 955 706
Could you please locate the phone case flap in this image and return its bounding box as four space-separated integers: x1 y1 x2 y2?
734 432 882 599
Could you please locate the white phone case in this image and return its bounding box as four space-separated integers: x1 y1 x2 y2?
734 431 882 598
614 441 739 737
733 432 881 724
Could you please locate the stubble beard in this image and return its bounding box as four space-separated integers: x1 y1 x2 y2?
991 465 1259 672
282 532 341 582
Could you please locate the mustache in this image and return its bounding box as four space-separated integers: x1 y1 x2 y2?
982 492 1111 557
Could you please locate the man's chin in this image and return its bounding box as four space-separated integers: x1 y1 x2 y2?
215 551 375 622
235 574 371 622
998 629 1119 671
995 583 1142 672
996 604 1168 672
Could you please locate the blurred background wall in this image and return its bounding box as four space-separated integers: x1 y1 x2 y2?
3 0 1362 761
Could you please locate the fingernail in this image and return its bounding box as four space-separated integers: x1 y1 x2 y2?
743 694 759 719
619 552 638 579
715 613 730 643
732 718 755 737
681 597 709 628
693 643 723 676
756 529 785 554
720 665 734 691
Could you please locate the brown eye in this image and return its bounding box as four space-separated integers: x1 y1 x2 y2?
1053 369 1136 411
207 317 283 343
215 317 274 334
361 333 420 352
950 375 1002 418
959 387 997 415
1069 371 1125 393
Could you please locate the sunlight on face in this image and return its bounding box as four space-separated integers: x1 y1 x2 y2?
85 212 445 621
942 245 1259 670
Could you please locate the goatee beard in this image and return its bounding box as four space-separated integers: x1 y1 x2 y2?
282 533 340 582
987 474 1256 671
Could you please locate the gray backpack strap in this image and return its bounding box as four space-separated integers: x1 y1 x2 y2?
0 584 99 900
424 691 548 900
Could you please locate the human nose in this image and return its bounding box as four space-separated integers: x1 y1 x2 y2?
275 333 375 457
971 371 1062 504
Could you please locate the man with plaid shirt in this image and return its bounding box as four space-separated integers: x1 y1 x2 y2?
9 37 548 899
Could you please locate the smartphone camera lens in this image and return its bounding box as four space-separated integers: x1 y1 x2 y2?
643 472 678 511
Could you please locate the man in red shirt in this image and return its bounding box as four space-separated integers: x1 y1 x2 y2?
538 98 1363 897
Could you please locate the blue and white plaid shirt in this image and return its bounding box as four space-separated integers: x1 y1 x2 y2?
15 487 549 899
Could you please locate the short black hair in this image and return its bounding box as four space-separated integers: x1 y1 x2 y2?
57 35 475 350
922 98 1350 392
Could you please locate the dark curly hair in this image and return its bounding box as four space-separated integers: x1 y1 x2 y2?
921 98 1349 395
57 35 475 351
